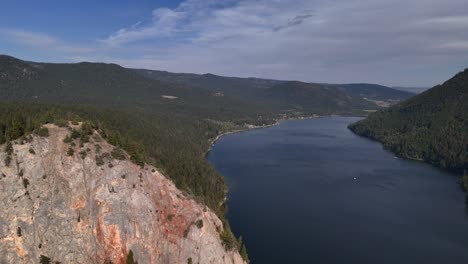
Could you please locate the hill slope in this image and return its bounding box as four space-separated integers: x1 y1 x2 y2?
135 68 413 113
0 54 416 260
0 55 417 213
260 81 376 114
349 69 468 173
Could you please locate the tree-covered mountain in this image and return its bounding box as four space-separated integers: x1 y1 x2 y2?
136 69 282 98
349 69 468 174
0 54 416 245
259 81 377 114
0 54 417 209
135 68 413 113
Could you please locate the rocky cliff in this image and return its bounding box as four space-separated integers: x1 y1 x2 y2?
0 123 245 264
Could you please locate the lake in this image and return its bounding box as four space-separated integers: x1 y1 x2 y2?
207 116 468 264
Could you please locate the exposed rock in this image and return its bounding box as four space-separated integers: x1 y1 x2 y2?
0 124 244 264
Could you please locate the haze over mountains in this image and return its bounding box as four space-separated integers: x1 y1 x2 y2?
392 86 429 94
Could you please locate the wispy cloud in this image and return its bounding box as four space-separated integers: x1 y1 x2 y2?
95 0 468 86
0 28 94 54
2 0 468 86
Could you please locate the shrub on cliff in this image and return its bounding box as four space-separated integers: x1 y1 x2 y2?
70 129 80 139
63 135 72 143
5 141 13 155
79 150 87 159
220 228 237 250
240 244 249 263
111 148 126 160
126 250 137 264
96 155 104 166
40 255 51 264
196 219 203 229
54 119 68 128
67 147 74 156
238 236 250 263
4 156 12 167
35 127 49 137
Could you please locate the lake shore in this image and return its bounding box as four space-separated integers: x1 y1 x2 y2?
207 116 468 264
206 114 322 156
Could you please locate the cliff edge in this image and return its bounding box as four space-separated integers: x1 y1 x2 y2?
0 123 245 264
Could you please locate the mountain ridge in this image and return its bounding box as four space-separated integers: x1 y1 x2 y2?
135 68 413 114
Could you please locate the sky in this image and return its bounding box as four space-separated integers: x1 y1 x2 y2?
1 0 467 87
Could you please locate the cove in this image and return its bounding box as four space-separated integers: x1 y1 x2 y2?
207 116 468 264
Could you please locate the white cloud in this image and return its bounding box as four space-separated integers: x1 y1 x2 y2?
3 0 468 86
94 0 468 86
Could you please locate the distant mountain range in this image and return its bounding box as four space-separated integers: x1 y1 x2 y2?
0 53 418 214
392 86 429 94
0 54 427 263
136 68 414 115
0 54 414 118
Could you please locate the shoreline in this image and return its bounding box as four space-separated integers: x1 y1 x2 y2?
205 114 321 157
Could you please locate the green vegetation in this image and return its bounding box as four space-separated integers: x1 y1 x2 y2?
63 135 72 143
187 257 193 264
220 228 238 250
349 69 468 173
111 148 126 160
95 155 104 166
22 178 29 189
196 219 203 229
239 238 250 264
40 255 51 264
4 141 13 167
240 244 249 263
35 127 49 137
67 147 74 157
137 69 412 114
79 150 87 159
126 250 137 264
0 55 414 259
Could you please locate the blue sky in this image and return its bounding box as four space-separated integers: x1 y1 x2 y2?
1 0 467 86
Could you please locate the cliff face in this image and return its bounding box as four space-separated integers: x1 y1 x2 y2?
0 124 244 264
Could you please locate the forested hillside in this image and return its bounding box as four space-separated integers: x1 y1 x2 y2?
349 69 468 174
0 54 415 247
136 68 413 113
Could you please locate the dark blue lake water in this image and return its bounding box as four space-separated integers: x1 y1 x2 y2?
207 116 468 264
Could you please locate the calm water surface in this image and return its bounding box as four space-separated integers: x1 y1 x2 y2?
207 116 468 264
